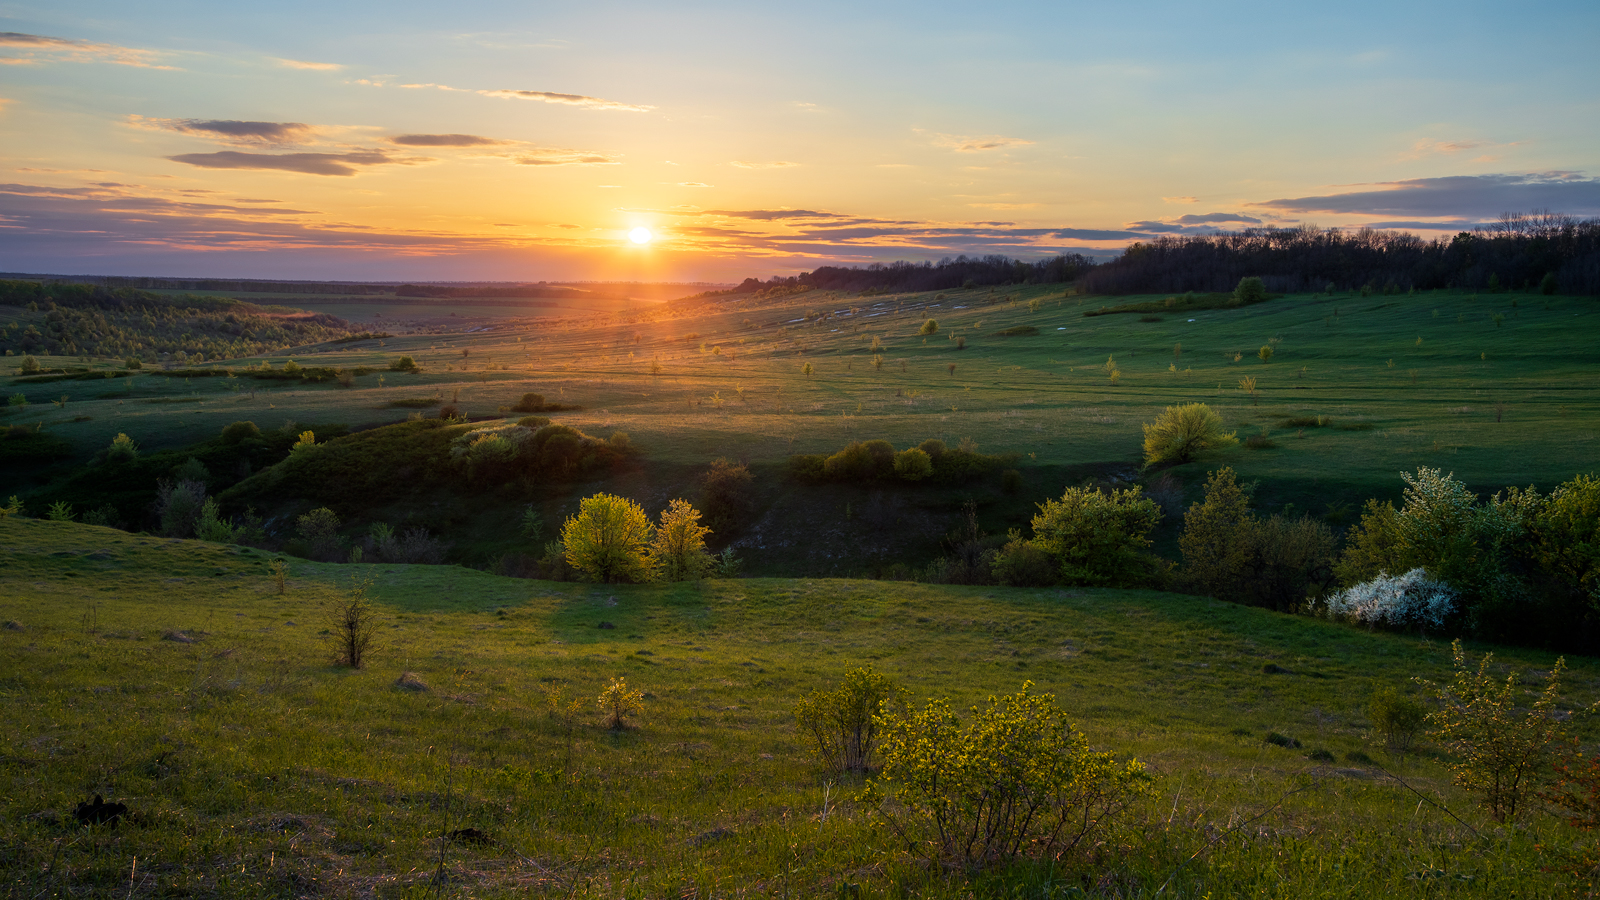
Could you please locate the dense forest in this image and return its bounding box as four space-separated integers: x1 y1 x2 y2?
0 280 357 362
1081 212 1600 295
720 212 1600 298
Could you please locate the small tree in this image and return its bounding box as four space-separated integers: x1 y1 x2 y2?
1028 485 1162 586
651 498 714 582
864 682 1150 868
389 356 418 372
1235 276 1267 304
700 458 757 532
329 577 378 668
296 507 343 561
562 493 656 583
1142 402 1237 467
893 447 933 481
919 319 939 336
794 667 907 774
1368 687 1427 755
1258 345 1273 363
598 676 644 730
104 433 138 462
19 356 40 375
156 478 206 538
1424 640 1574 822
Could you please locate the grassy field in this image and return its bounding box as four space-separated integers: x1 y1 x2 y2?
5 284 1597 574
2 516 1598 897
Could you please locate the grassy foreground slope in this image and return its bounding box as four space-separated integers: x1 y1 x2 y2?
2 518 1597 897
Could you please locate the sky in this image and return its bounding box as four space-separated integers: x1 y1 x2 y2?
1 0 1598 282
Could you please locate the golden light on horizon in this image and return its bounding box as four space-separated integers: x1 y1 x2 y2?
628 227 653 245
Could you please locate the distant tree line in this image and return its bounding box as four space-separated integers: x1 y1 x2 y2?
727 253 1098 295
0 275 397 295
394 284 595 301
1080 212 1600 296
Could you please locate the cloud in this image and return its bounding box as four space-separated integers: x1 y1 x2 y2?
1050 227 1153 240
929 132 1035 153
730 160 798 169
390 133 507 147
677 182 711 187
514 149 619 166
968 202 1040 210
0 31 173 69
1162 196 1198 204
480 89 653 111
0 98 9 113
167 149 413 177
1250 173 1600 218
702 209 847 220
274 58 342 71
400 82 469 92
131 116 315 146
1171 212 1263 225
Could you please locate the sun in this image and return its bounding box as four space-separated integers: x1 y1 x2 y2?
628 227 653 244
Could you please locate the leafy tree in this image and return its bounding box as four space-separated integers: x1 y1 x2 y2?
1181 468 1336 611
296 507 343 561
864 682 1150 868
793 667 907 774
328 577 378 669
1027 485 1162 586
220 421 260 444
19 356 40 374
156 478 206 538
1424 641 1576 822
1368 687 1427 754
1530 473 1600 608
1180 467 1255 594
1142 402 1237 467
1258 345 1274 362
103 432 138 463
561 493 656 583
700 458 757 532
651 498 714 582
598 676 644 730
919 318 939 335
893 447 933 481
1235 276 1267 304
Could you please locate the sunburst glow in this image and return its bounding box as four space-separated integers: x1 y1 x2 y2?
628 227 653 245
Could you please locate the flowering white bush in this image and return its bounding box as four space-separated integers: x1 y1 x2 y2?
1325 568 1457 630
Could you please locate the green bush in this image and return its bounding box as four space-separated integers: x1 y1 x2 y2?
1027 485 1163 586
1367 687 1426 754
793 667 907 775
104 432 138 463
561 493 655 583
918 318 939 336
864 683 1150 868
295 507 343 561
892 447 933 481
1181 468 1337 612
651 498 714 582
388 356 418 372
700 458 757 532
1541 272 1558 295
990 535 1058 587
1235 276 1268 304
220 421 261 444
1142 402 1237 467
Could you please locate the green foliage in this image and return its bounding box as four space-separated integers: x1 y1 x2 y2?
296 507 343 562
918 318 939 336
7 393 25 407
892 447 933 481
194 497 239 543
19 356 40 374
1027 485 1162 586
795 438 1005 486
45 501 73 522
651 498 714 582
1424 640 1575 822
990 533 1058 587
1368 687 1427 754
0 495 20 518
1234 277 1268 304
1258 345 1274 362
1180 468 1337 612
700 458 757 533
328 577 378 669
518 505 544 540
389 356 419 372
1530 473 1600 606
598 676 644 730
1540 272 1558 295
511 392 581 413
0 427 70 467
106 432 139 463
793 667 907 774
991 325 1039 336
156 478 206 538
865 682 1151 868
289 430 318 456
1142 402 1238 467
562 493 656 583
220 421 261 444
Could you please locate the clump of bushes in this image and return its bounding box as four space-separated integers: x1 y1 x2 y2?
558 493 730 584
794 667 907 774
510 392 582 413
1142 402 1237 467
791 437 1010 485
1326 568 1457 631
1180 467 1338 612
699 458 757 532
450 421 628 483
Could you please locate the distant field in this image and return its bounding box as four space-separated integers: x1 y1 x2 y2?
1 516 1594 897
6 284 1598 573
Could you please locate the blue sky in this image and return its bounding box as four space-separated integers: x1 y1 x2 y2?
1 0 1596 280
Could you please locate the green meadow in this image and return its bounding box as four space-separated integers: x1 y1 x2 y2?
3 515 1598 898
5 285 1597 574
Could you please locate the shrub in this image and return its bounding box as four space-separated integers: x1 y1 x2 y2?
194 498 239 543
1325 568 1457 630
1368 687 1427 754
562 493 656 583
124 357 142 370
1258 345 1274 362
81 505 124 529
700 458 757 532
1180 468 1336 611
373 525 447 564
864 682 1150 869
1000 468 1023 495
1530 473 1600 607
1142 402 1237 467
990 535 1058 587
104 432 138 463
156 478 206 538
1425 640 1572 822
296 507 343 561
328 577 378 668
389 356 418 372
1541 272 1558 295
651 498 714 582
1235 276 1267 304
598 676 644 730
19 356 40 374
516 415 550 428
1028 485 1162 586
919 319 938 335
793 667 907 774
220 420 260 444
892 447 933 481
46 501 73 522
290 430 318 456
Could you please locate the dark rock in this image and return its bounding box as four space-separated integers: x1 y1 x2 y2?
74 795 127 827
447 827 494 845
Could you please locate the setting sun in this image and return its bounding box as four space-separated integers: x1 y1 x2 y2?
628 227 653 245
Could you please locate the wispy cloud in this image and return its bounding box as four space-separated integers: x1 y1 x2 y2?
0 31 174 69
130 116 315 146
390 133 507 147
1162 196 1197 204
729 160 798 169
928 132 1035 152
274 57 342 71
1250 173 1600 218
400 82 469 92
167 149 420 177
677 182 711 187
480 89 653 111
514 149 619 166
